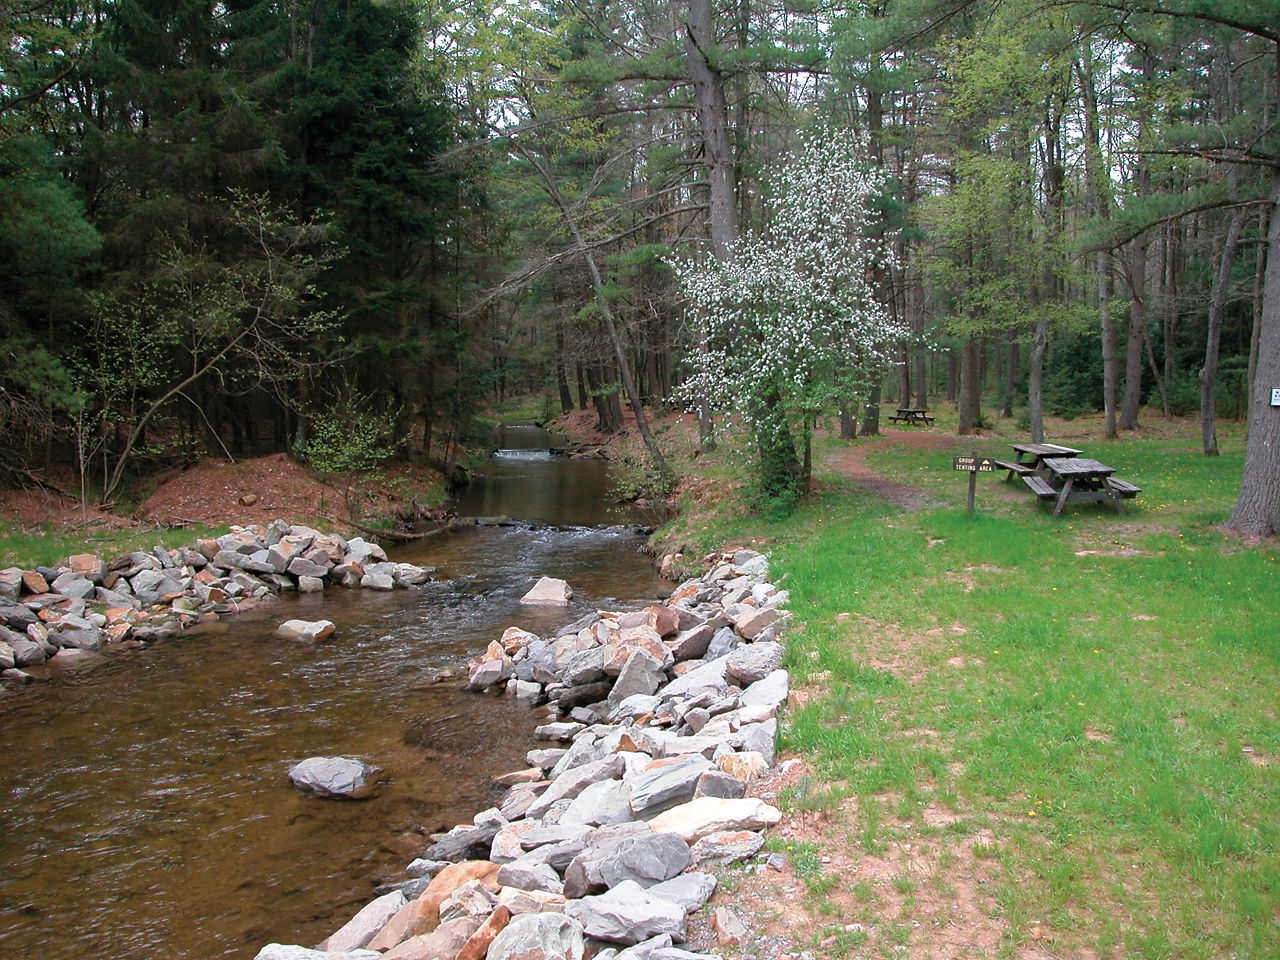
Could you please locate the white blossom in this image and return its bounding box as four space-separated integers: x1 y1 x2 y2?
672 130 906 441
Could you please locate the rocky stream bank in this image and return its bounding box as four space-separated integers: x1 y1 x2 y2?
257 547 794 960
0 521 436 680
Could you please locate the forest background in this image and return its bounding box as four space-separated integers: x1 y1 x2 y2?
2 0 1278 534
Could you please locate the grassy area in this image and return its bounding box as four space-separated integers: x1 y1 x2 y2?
656 410 1278 958
0 522 230 570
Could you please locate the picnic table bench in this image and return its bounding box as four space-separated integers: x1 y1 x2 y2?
889 407 934 425
1034 457 1142 517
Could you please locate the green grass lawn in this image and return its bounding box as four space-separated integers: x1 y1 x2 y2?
660 415 1278 958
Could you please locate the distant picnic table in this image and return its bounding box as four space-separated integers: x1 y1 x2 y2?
888 407 934 425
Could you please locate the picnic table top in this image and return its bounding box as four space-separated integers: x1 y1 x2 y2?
896 407 929 413
1042 456 1116 478
1010 442 1082 457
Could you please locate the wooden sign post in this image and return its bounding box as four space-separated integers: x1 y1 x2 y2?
953 453 995 516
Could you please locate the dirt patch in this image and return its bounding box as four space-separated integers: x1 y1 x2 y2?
823 430 951 510
1 454 444 541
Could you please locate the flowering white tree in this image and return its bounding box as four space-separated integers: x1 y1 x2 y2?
672 130 906 505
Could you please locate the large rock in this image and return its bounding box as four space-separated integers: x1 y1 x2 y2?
0 568 23 600
8 635 47 667
608 649 666 703
130 569 185 606
288 757 383 799
644 873 717 915
276 619 336 643
645 797 781 843
323 891 408 952
382 915 483 960
563 880 686 945
487 913 585 960
627 754 715 818
370 861 500 950
739 669 788 711
725 641 783 687
655 656 730 701
521 577 573 605
496 858 565 896
558 778 632 827
562 830 691 898
254 946 379 960
526 755 625 820
734 606 780 640
51 572 95 600
688 830 764 866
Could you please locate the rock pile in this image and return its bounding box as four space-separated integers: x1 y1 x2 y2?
0 522 434 683
258 549 791 960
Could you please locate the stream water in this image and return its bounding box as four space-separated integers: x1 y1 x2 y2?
0 426 668 960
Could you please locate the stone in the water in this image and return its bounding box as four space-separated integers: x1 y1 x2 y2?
276 619 336 643
487 912 585 960
288 756 382 799
521 577 573 605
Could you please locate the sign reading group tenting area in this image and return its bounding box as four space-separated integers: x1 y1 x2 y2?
953 454 997 516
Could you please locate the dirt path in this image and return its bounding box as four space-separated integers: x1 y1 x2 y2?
822 428 955 510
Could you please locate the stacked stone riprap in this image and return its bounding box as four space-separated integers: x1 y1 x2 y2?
0 521 434 683
259 549 791 960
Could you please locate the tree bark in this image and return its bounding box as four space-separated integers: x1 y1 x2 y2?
1228 172 1280 537
1119 230 1147 430
860 383 882 437
1200 205 1246 456
957 338 982 434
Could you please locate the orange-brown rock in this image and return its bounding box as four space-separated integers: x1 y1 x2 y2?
645 605 680 638
456 905 511 960
193 568 217 585
380 916 484 960
21 570 49 594
367 860 500 950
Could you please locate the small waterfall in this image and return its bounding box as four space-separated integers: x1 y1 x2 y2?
494 448 554 461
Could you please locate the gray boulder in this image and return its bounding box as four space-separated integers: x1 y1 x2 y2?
487 913 585 960
562 830 691 898
740 669 789 711
644 873 717 915
131 569 184 606
563 880 686 945
496 857 565 896
322 890 407 952
726 641 783 687
608 649 666 703
287 757 382 800
51 572 95 600
627 754 715 818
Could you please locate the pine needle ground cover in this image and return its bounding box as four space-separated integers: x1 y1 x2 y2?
708 430 1277 958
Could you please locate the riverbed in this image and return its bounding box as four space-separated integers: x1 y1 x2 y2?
0 428 668 960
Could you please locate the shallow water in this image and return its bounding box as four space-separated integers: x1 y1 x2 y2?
0 431 667 960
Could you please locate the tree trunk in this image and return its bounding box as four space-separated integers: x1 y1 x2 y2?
1029 317 1047 442
946 352 958 402
576 361 589 410
1227 172 1280 537
1079 47 1119 437
556 324 574 414
1201 205 1247 456
860 383 882 437
685 0 737 261
1002 330 1017 419
958 339 982 434
1119 231 1147 430
839 398 856 440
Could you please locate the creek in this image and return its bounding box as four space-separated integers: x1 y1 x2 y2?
0 425 669 960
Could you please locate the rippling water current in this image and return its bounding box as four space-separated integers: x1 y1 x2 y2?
0 429 668 960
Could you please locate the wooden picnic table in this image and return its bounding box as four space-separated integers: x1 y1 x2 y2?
1023 456 1140 517
992 442 1083 481
889 407 934 425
